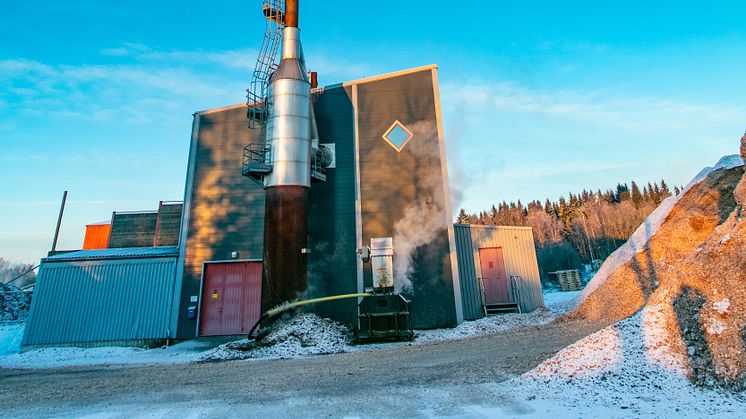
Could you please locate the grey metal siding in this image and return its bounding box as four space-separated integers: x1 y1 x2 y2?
108 212 158 248
155 202 183 246
454 225 482 320
307 85 359 325
22 256 178 348
356 69 457 328
455 224 545 316
178 105 266 338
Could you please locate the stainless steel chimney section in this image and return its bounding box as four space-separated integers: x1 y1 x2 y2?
263 28 311 188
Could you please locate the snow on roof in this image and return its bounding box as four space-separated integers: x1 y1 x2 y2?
44 246 179 262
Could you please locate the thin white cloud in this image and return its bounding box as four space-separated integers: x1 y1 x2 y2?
0 42 382 133
440 79 745 212
441 81 745 135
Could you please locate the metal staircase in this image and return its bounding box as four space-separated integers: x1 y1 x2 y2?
246 0 286 129
484 303 520 316
478 276 523 316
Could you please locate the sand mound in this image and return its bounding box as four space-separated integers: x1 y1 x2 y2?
565 139 746 390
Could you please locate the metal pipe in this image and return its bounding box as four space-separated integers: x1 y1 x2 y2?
51 190 67 252
285 0 298 28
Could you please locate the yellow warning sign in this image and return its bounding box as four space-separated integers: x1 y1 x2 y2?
212 293 218 299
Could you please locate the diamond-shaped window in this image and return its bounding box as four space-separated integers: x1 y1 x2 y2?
381 120 414 152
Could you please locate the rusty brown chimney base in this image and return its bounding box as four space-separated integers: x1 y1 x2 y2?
285 0 298 28
261 185 309 310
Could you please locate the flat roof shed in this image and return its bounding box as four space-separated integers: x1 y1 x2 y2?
22 247 180 349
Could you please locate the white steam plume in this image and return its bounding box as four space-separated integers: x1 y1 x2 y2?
393 121 450 293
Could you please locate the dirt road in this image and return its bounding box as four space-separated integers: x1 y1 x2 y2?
0 320 603 418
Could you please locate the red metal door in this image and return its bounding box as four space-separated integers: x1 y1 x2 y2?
479 247 509 303
199 261 262 336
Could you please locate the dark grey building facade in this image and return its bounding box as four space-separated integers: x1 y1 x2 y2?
175 65 463 337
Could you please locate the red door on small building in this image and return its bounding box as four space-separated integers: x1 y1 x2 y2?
479 247 509 303
199 261 262 336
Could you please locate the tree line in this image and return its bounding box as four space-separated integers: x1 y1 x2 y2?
0 258 37 289
456 179 682 281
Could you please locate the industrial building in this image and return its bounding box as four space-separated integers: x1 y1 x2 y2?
22 0 543 349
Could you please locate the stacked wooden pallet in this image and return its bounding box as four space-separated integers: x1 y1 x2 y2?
552 269 583 291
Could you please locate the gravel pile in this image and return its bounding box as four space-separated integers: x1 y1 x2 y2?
1 283 31 321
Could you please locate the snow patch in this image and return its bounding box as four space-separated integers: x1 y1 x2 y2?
542 290 581 313
0 322 24 356
0 339 213 369
415 309 556 343
705 318 726 336
713 298 731 315
499 303 743 417
579 154 744 302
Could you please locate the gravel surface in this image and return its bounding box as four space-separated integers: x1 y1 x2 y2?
0 319 604 418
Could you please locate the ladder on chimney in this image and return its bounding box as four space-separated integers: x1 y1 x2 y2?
247 0 286 129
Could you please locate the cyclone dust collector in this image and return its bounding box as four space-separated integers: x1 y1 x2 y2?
243 0 334 310
357 238 414 342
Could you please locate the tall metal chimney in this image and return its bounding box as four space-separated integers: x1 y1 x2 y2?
261 0 311 310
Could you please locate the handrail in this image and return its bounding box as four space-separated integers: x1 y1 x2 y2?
509 275 523 314
477 277 488 317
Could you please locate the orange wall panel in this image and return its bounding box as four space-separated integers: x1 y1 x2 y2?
82 224 111 249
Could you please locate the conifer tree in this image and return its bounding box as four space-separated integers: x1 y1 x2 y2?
660 179 671 197
630 181 643 208
456 208 470 224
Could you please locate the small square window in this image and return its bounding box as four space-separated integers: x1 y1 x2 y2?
381 120 414 152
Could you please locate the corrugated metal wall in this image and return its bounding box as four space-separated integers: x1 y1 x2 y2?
22 257 178 348
454 225 482 320
454 224 544 319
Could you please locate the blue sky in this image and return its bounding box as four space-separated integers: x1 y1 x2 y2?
1 1 745 264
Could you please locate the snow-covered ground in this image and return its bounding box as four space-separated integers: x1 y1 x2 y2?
490 302 746 418
4 291 744 417
0 291 578 368
0 322 24 356
0 338 218 369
